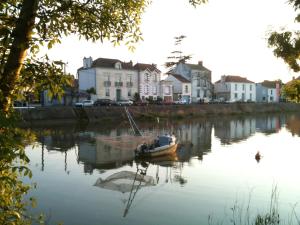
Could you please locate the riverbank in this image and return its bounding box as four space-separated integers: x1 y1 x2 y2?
15 102 300 125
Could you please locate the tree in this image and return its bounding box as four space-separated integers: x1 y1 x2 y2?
268 0 300 72
282 79 300 102
165 35 192 68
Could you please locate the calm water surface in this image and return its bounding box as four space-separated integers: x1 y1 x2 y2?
24 113 300 225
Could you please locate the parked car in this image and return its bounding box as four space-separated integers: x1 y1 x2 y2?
174 99 188 104
94 99 116 106
75 100 94 107
116 100 133 106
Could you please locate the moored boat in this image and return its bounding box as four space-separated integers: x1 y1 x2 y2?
135 134 178 158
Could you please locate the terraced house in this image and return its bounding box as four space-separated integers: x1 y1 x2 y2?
256 80 281 103
214 75 256 102
78 57 138 101
133 63 161 101
168 61 212 103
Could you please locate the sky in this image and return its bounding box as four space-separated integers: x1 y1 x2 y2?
45 0 298 83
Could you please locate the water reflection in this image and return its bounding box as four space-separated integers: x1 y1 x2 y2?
30 114 295 173
24 113 300 224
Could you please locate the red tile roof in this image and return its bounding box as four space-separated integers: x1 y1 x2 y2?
215 75 254 83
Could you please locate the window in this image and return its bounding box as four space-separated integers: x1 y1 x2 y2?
128 89 132 97
242 93 245 100
115 62 122 69
165 86 170 95
270 89 273 95
145 73 150 82
127 74 132 82
144 85 149 94
234 93 238 99
105 88 110 97
153 74 157 82
235 84 237 91
185 85 188 93
250 84 252 91
197 79 200 87
197 89 200 97
153 86 157 94
242 84 245 91
250 93 252 100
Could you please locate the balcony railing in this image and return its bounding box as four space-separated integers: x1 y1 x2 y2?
126 82 133 87
115 82 123 87
104 81 111 87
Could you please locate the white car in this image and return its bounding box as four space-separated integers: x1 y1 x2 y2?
174 99 188 104
116 100 133 106
75 100 94 107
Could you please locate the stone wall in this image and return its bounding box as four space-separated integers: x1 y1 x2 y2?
16 103 300 123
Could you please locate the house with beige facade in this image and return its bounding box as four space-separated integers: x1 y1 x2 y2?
214 75 256 102
78 57 138 101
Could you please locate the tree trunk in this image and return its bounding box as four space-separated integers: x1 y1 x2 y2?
0 0 39 114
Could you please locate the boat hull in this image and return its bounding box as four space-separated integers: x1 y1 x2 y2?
136 143 178 158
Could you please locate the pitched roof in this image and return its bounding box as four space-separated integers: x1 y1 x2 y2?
169 73 190 83
260 80 278 88
92 58 135 70
185 63 211 72
133 63 161 73
215 75 254 84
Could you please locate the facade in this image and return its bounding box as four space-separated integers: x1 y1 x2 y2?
133 63 161 101
169 61 212 103
214 75 256 102
159 80 173 102
256 80 281 103
165 73 191 103
78 57 138 101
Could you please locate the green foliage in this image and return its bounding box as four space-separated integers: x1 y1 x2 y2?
86 87 96 95
165 35 192 68
0 112 39 224
133 92 141 102
268 0 300 72
282 79 300 102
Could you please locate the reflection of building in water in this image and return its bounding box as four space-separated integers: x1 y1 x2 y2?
214 118 256 144
78 134 143 174
175 121 212 161
256 115 282 134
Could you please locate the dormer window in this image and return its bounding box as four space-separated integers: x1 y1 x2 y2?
115 62 122 69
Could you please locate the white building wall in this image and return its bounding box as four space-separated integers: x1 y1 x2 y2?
229 83 256 102
139 70 161 100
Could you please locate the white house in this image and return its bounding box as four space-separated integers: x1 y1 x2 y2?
165 73 191 103
78 57 138 101
133 63 161 101
214 75 256 102
159 80 173 102
256 80 281 102
169 61 212 103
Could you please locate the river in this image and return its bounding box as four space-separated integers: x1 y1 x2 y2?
24 113 300 225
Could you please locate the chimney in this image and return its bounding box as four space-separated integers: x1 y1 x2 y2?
83 56 92 68
198 61 203 66
221 75 226 83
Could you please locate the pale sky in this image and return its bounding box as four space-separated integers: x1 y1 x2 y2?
45 0 298 83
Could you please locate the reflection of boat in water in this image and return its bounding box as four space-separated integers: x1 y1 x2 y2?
135 134 178 157
94 170 155 193
94 163 155 217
